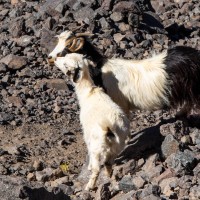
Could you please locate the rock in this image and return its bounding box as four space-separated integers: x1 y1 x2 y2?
0 54 27 70
101 0 114 11
40 28 57 53
142 154 159 172
189 185 200 199
118 175 136 193
190 129 200 146
35 168 54 182
18 68 36 78
99 17 110 29
142 11 165 33
128 13 140 28
147 165 163 181
33 160 44 171
36 79 68 91
165 150 197 176
6 96 23 108
27 173 36 181
159 177 178 197
110 12 123 22
0 112 14 124
113 1 138 13
153 168 175 184
73 6 95 24
181 135 192 144
161 134 179 159
119 23 130 32
113 33 125 43
2 74 10 84
132 175 145 189
9 18 25 38
122 160 136 175
15 35 33 47
50 176 69 187
0 62 7 72
138 184 161 199
11 0 19 5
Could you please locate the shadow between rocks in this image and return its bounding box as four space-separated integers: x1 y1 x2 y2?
116 118 177 164
19 186 70 200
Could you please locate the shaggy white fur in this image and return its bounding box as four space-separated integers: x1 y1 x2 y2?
101 52 169 113
55 54 130 190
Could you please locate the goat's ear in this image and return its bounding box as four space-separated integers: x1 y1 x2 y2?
73 67 82 83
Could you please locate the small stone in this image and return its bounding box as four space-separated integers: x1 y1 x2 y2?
139 184 161 199
27 173 36 181
142 154 159 172
113 33 125 43
50 176 69 187
99 17 110 29
15 35 33 47
0 63 7 72
181 135 192 144
35 168 54 182
11 0 19 5
132 176 145 189
159 177 178 197
7 96 23 108
2 75 10 84
119 175 136 193
189 185 200 199
118 23 130 32
122 160 136 175
110 12 123 22
36 79 68 91
161 134 179 159
0 54 27 70
165 150 197 176
33 160 44 171
153 168 175 184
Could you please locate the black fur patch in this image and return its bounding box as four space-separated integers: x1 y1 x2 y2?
106 128 115 139
88 59 108 91
73 67 81 83
164 46 200 107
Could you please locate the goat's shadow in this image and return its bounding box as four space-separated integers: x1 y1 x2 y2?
19 186 70 200
116 114 200 164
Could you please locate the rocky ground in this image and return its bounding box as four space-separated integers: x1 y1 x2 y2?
0 0 200 199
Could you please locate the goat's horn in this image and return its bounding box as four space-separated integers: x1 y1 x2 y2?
75 33 94 37
65 37 76 47
68 38 78 52
68 37 85 52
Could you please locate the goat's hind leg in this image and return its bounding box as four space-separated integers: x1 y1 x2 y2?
104 154 115 178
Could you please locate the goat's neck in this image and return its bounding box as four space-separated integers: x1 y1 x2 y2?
75 69 95 104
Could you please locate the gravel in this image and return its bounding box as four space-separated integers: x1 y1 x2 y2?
0 0 199 199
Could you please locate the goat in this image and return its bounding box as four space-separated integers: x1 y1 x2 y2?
54 54 130 190
49 30 200 117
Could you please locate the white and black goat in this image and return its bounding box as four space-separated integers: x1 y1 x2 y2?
54 54 130 190
49 30 200 117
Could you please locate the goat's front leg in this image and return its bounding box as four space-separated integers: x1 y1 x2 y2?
85 152 100 191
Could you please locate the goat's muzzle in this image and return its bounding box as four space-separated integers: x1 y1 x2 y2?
48 56 55 65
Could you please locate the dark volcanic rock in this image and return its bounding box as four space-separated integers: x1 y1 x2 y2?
161 134 179 159
165 150 197 176
0 54 27 70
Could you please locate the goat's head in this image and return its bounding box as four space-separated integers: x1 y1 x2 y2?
54 53 94 81
48 30 93 64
